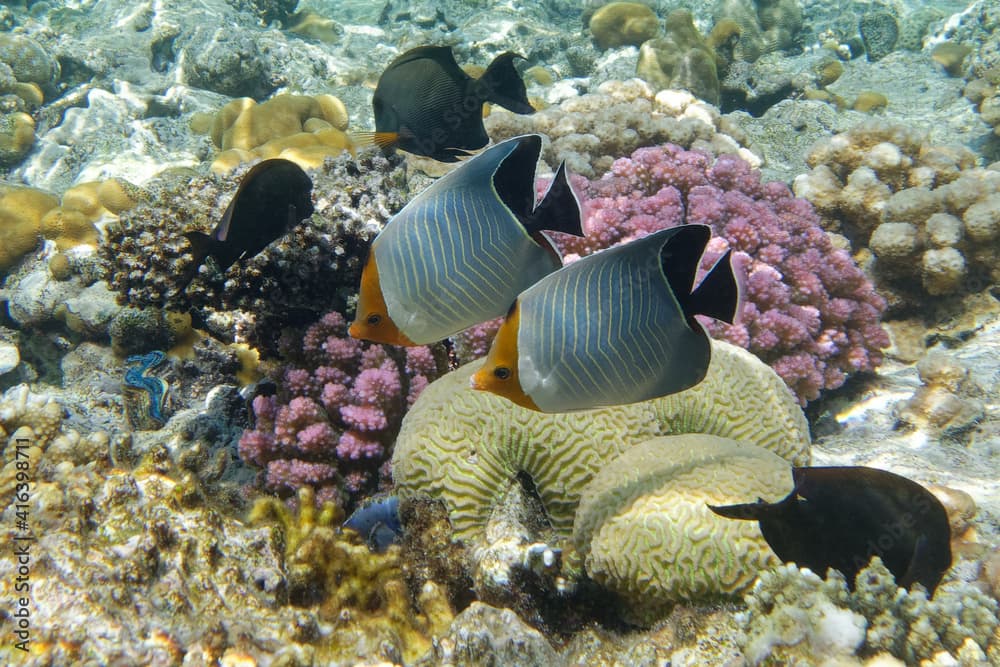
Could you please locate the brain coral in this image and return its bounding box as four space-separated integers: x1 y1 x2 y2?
392 340 809 611
577 434 793 623
792 119 994 313
558 142 889 404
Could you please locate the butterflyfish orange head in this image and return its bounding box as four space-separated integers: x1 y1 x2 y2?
349 251 416 346
470 301 540 411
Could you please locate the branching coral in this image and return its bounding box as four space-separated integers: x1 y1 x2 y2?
249 486 454 664
742 559 999 664
553 142 888 404
239 311 448 507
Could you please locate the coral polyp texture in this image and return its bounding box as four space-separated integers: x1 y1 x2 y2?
100 150 407 349
392 340 810 616
793 119 995 313
741 559 999 664
484 79 757 178
239 311 447 506
557 142 888 404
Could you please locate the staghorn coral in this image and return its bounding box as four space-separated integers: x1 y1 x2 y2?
554 142 888 404
484 78 757 178
100 150 408 352
742 559 999 664
239 311 448 507
793 119 995 314
392 340 810 614
576 435 794 624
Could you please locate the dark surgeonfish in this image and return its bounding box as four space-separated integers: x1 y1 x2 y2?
177 158 314 292
349 134 583 346
343 496 403 553
471 224 740 412
709 466 953 593
367 45 534 162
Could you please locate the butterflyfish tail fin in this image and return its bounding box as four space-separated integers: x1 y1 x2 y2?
525 161 584 238
689 248 740 324
478 52 534 114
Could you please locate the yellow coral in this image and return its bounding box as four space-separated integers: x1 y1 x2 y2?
0 112 36 166
60 182 106 219
589 2 661 50
209 93 354 172
96 178 144 214
40 207 99 249
0 184 58 271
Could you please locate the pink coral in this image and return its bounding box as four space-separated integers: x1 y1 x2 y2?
238 311 446 505
541 144 889 404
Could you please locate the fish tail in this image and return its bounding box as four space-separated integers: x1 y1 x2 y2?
174 231 215 294
689 248 740 324
527 161 584 238
478 52 534 114
349 131 400 151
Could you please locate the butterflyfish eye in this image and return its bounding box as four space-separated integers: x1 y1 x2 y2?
493 367 511 380
367 314 382 326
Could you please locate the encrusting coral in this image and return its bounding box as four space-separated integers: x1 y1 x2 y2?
741 559 999 664
100 150 408 351
392 340 810 617
239 311 448 507
588 2 660 50
792 119 996 313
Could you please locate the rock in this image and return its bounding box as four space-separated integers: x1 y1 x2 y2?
0 342 19 376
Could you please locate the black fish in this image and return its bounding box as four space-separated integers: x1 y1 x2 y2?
709 466 952 593
178 158 314 292
369 45 534 162
343 496 403 553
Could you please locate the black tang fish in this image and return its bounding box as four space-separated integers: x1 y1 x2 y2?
709 466 952 593
369 45 534 162
177 158 314 292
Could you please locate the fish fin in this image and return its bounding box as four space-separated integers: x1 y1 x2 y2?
708 497 778 520
689 248 740 324
525 161 584 237
477 52 534 114
174 231 215 293
350 131 401 150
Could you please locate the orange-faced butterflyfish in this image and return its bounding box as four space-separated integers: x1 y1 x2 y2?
349 134 583 346
470 224 741 412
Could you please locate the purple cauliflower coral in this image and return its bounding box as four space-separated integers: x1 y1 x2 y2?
238 311 446 506
550 143 889 404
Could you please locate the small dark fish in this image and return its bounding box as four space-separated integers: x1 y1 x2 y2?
177 158 314 292
709 466 952 593
343 496 403 553
368 45 534 162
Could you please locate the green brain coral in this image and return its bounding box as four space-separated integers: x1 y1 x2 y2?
392 339 810 612
577 434 793 623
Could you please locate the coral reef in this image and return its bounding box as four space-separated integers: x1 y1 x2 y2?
100 151 408 350
792 119 995 314
588 2 659 50
484 78 756 178
576 435 794 624
392 340 810 616
636 10 721 105
741 559 999 664
207 93 353 173
712 0 804 64
239 311 448 507
858 11 899 62
0 184 58 273
561 142 888 403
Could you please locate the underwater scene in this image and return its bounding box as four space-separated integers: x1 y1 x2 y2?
3 0 1000 664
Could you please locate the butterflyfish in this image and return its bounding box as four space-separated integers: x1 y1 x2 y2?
709 466 952 593
471 224 740 412
363 45 534 162
177 158 314 292
349 134 583 346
